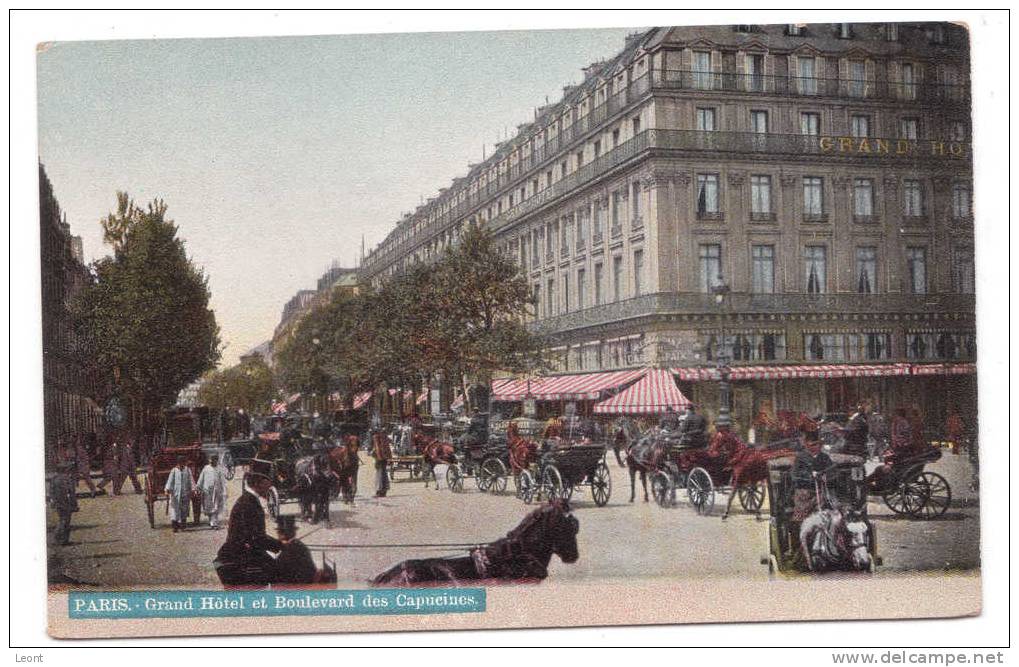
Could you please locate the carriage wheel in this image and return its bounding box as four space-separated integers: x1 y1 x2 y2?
882 481 920 515
518 470 535 504
650 471 674 508
541 466 563 502
144 475 155 528
481 458 508 495
686 467 715 515
590 462 612 507
446 464 464 493
738 482 766 512
474 463 491 493
267 486 280 519
911 472 952 519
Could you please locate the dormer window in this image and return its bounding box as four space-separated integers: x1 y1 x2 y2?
734 24 755 33
838 23 852 39
886 23 899 42
787 24 803 36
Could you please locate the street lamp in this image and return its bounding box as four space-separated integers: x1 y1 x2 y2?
711 282 733 430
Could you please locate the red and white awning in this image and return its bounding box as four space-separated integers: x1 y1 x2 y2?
416 390 429 405
671 363 911 381
450 393 465 410
593 368 691 415
352 392 372 409
491 369 647 402
286 392 302 404
911 362 977 376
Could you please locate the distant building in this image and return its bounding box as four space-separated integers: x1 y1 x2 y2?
270 264 360 364
40 163 101 462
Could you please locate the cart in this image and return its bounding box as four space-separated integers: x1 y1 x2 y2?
516 442 612 507
866 447 951 519
762 453 881 574
143 444 205 529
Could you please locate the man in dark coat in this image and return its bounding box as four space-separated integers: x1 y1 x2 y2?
842 402 870 458
214 459 283 588
274 515 318 586
678 404 708 449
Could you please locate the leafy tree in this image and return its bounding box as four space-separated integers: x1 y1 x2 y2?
74 193 220 425
198 356 275 413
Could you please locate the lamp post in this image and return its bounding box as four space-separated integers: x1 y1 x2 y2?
711 282 733 429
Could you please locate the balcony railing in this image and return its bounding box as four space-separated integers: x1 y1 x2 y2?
696 211 725 221
652 69 970 104
529 291 976 336
750 212 776 222
802 213 830 223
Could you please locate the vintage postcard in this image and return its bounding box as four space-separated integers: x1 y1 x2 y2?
37 18 982 639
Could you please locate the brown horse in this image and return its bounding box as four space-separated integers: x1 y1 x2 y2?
506 422 539 475
371 499 579 587
326 436 361 503
410 431 456 489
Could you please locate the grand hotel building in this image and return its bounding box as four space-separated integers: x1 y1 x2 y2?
359 22 975 431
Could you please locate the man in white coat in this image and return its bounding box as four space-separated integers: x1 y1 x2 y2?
165 456 195 533
196 454 228 529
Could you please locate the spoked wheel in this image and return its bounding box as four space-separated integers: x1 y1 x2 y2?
266 486 280 519
144 475 155 528
909 472 952 519
518 470 535 504
686 467 715 515
738 482 766 512
541 466 563 502
651 471 674 508
590 462 612 507
481 458 508 494
882 481 919 515
446 464 464 493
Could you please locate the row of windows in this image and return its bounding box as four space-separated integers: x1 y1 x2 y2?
533 249 646 318
696 173 971 220
698 243 975 295
693 106 966 142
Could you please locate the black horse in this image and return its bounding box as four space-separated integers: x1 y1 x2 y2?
293 454 337 524
612 417 642 467
370 500 580 586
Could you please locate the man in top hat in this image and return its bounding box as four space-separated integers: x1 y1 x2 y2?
678 404 708 449
273 515 318 586
214 459 284 588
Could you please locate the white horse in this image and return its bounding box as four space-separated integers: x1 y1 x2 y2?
799 506 872 572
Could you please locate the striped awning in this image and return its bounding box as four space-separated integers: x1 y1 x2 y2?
352 392 372 409
593 369 691 415
671 363 911 381
491 369 647 402
416 390 429 405
450 393 465 410
286 392 302 404
911 362 977 376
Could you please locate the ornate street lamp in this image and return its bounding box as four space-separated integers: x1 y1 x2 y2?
712 282 733 429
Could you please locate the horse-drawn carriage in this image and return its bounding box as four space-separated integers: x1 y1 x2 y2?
865 447 951 519
445 437 512 494
516 442 612 507
143 445 205 529
762 452 880 574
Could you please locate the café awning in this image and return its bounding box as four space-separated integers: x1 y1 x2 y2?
352 392 372 409
593 368 691 415
491 368 648 402
910 362 977 376
670 363 912 381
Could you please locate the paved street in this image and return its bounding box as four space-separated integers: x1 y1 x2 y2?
47 451 979 588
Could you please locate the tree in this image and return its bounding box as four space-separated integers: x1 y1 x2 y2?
430 226 548 408
74 193 220 427
198 356 275 413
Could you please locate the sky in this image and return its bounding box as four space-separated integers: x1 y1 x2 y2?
36 27 638 366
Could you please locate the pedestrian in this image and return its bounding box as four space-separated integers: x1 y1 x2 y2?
945 409 965 455
165 456 195 532
72 434 98 497
96 439 118 494
371 431 392 498
274 515 317 586
48 461 79 546
196 454 228 529
213 459 284 588
909 406 926 453
841 402 870 459
113 439 143 495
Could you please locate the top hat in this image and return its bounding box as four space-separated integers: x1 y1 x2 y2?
247 458 274 482
276 514 298 533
